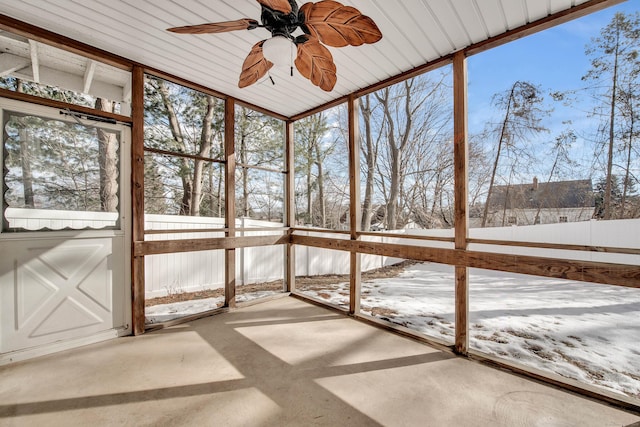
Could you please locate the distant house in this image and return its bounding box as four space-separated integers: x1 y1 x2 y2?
474 178 595 227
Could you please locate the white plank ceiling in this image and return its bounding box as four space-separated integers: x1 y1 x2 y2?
0 0 612 117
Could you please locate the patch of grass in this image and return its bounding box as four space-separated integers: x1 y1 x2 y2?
526 342 555 360
474 333 509 344
555 350 605 380
370 307 399 317
505 329 539 340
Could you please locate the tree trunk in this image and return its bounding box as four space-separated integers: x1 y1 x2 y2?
217 140 224 217
604 25 620 220
156 80 193 215
360 95 376 231
620 87 635 219
95 98 119 212
191 95 216 217
314 143 326 228
481 84 516 227
377 84 413 231
241 140 249 217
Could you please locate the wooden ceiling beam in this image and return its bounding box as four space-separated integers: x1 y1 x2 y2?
28 39 39 82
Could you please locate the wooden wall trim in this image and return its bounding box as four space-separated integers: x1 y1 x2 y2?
131 65 146 336
285 120 296 292
453 51 469 355
348 95 362 239
468 238 640 255
224 98 237 308
359 231 454 243
348 95 362 315
453 51 469 252
143 227 287 235
0 88 133 124
292 227 351 236
135 235 288 257
291 235 640 289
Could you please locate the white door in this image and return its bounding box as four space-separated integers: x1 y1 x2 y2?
0 99 131 363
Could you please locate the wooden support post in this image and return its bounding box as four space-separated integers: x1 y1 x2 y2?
348 95 362 315
453 51 469 354
225 98 236 308
285 120 296 292
131 65 146 335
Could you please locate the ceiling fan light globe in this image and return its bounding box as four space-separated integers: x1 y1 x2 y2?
262 35 294 67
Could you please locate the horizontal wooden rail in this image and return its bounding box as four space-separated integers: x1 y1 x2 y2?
144 227 289 235
359 231 455 243
0 88 133 124
144 228 227 235
468 238 640 255
291 235 640 289
144 146 225 164
292 230 638 254
135 234 288 256
291 227 350 235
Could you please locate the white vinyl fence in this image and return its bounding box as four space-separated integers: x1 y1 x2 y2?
5 209 639 297
469 218 640 265
143 216 401 298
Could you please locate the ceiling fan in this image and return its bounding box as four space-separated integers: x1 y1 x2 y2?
167 0 382 92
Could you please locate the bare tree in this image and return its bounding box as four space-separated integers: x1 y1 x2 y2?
533 130 577 223
146 77 223 216
582 12 640 220
481 81 549 227
295 112 332 226
360 94 383 230
618 81 640 218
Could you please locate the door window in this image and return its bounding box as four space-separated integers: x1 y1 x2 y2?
3 110 121 231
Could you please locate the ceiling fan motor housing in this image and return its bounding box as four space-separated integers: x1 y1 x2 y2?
261 0 303 38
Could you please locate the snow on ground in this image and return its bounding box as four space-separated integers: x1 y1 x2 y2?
298 262 640 400
145 290 279 324
145 262 640 400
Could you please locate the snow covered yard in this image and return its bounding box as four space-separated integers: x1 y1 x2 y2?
299 262 640 400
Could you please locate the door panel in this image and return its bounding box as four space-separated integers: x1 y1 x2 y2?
0 98 131 358
1 237 127 353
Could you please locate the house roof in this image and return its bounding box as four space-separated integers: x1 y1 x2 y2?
489 178 595 210
0 0 619 119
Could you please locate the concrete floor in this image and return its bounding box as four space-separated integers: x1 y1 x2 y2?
0 297 638 427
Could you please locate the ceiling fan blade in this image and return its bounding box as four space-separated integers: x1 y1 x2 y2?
167 19 259 34
239 41 274 88
256 0 293 14
295 36 337 92
300 1 382 47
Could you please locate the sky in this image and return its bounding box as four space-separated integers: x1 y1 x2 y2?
468 0 639 113
466 0 640 182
